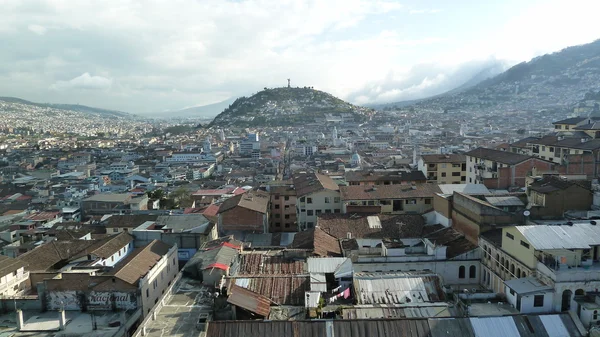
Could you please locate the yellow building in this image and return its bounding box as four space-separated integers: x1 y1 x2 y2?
418 154 466 184
339 184 440 214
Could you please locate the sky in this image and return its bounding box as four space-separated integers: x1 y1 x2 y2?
0 0 599 114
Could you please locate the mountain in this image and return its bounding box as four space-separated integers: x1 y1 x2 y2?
208 87 373 128
0 96 134 118
403 39 600 112
147 98 236 118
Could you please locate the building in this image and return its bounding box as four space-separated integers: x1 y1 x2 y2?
465 147 554 189
293 173 342 231
527 176 593 218
344 170 427 186
0 255 28 296
217 190 270 239
107 239 178 315
240 133 261 158
339 183 440 214
81 193 148 217
268 185 297 232
183 238 242 287
418 154 467 184
103 214 159 234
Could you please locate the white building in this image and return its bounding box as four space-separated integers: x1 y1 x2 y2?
0 255 29 296
293 173 342 230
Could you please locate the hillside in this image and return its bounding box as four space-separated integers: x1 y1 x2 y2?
392 39 600 112
0 97 134 118
208 87 373 127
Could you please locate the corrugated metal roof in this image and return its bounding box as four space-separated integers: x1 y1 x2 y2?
485 196 525 207
539 314 572 337
227 285 271 317
517 223 600 250
512 315 549 337
353 272 444 305
279 232 296 246
469 316 520 337
343 306 455 319
307 257 349 273
310 273 327 292
232 275 310 305
333 319 431 337
429 318 475 337
334 258 353 279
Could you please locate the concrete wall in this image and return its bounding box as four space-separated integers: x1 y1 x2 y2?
220 207 266 233
505 288 553 313
353 260 481 286
452 192 514 243
501 227 536 269
529 185 593 218
297 190 342 230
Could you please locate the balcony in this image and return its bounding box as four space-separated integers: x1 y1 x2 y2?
537 258 600 283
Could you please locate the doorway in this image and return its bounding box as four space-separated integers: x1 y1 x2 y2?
561 290 573 311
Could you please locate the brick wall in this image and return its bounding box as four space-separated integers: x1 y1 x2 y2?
221 207 264 232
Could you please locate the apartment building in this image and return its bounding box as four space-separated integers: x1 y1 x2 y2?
293 173 342 231
418 154 466 184
268 185 297 232
344 170 427 186
217 190 270 239
339 183 440 215
527 176 593 218
465 147 554 189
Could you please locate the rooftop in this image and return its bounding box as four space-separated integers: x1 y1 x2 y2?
420 153 466 164
516 222 600 250
340 183 440 200
465 147 532 165
317 214 427 240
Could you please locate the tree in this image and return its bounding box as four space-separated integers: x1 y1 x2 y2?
170 187 193 208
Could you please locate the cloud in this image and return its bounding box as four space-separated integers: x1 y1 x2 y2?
51 73 112 91
27 24 47 35
0 0 597 113
409 9 442 14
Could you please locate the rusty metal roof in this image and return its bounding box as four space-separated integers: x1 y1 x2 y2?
227 284 271 317
231 275 310 305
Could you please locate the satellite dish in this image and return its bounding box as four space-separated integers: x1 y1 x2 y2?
523 210 531 217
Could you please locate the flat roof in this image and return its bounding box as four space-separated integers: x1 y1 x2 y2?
516 222 600 250
504 277 554 295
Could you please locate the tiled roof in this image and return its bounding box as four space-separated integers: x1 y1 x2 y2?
425 227 478 258
218 190 269 214
553 117 588 125
18 240 101 271
529 176 591 194
344 170 427 183
340 184 441 200
0 255 27 277
292 173 339 197
237 254 305 275
465 147 531 165
103 214 159 228
420 154 465 164
108 240 172 285
90 232 133 258
317 214 426 240
289 227 342 257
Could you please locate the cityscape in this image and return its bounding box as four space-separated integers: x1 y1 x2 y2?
2 1 600 337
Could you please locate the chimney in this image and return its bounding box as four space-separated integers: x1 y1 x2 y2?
59 310 67 330
16 310 24 331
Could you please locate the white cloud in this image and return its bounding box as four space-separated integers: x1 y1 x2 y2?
409 9 441 14
51 73 113 91
27 24 47 35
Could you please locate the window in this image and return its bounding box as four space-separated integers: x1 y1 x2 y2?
520 241 530 249
325 209 331 213
173 258 176 265
111 256 114 262
300 209 306 212
441 164 447 168
275 222 281 227
307 197 313 204
274 195 280 200
300 197 305 202
316 210 322 215
324 197 330 203
284 214 290 219
113 228 119 233
533 295 544 307
334 209 341 213
451 172 460 177
469 265 476 278
275 214 280 218
146 289 150 297
285 205 290 209
367 200 375 206
458 266 465 279
285 223 290 228
274 204 280 209
307 222 314 228
452 164 461 168
334 197 340 203
407 199 416 205
594 310 598 320
153 279 158 289
441 172 447 177
284 196 289 201
424 198 432 205
307 210 314 216
506 232 514 240
509 289 515 296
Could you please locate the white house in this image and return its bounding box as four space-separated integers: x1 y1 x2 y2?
293 173 342 231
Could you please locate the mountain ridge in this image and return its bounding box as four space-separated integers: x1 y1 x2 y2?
0 96 134 118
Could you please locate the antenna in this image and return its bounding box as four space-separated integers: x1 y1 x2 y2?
287 78 291 88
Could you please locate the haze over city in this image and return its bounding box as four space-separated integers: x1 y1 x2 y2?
1 0 599 113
